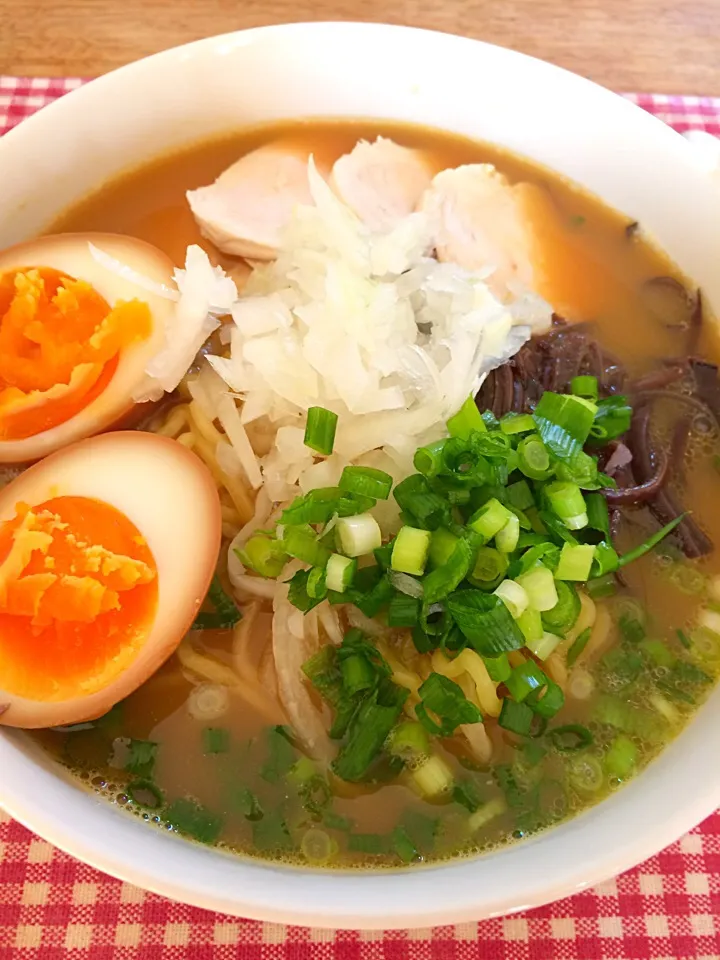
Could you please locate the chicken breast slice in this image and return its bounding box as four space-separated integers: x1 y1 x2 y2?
330 137 433 231
419 164 535 294
187 145 317 260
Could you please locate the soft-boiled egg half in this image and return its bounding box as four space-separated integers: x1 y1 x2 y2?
0 430 221 728
0 233 176 463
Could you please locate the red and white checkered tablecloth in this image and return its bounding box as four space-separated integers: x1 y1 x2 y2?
2 76 720 959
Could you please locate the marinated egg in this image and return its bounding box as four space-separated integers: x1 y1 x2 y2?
0 233 176 463
0 431 221 728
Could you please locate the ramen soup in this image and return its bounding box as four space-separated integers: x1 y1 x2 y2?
3 120 720 869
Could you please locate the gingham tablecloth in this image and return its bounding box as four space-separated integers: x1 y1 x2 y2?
2 77 720 960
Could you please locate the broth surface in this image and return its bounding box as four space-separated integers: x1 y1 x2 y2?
33 120 720 868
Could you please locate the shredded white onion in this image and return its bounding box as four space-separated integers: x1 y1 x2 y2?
204 158 550 502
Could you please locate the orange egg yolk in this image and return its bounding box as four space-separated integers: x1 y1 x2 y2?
0 267 152 441
0 496 158 702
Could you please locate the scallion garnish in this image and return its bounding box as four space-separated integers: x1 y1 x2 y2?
617 513 687 567
447 590 525 656
325 554 357 593
339 465 394 500
336 513 382 558
498 697 534 735
446 394 487 440
545 481 588 531
547 723 594 752
555 543 596 581
415 673 482 736
304 405 338 455
505 660 547 702
571 375 599 402
283 525 331 567
391 525 432 576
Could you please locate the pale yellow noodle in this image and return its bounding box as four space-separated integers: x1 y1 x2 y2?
431 649 502 717
222 521 241 540
556 592 597 658
155 404 189 438
221 504 241 525
574 603 613 667
188 427 254 521
189 400 224 445
545 652 568 688
176 432 195 448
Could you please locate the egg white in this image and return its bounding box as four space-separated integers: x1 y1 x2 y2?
0 233 177 463
0 431 222 728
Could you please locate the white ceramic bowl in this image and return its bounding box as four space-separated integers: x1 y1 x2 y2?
2 22 720 930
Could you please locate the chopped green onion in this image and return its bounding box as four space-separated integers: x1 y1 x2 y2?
532 392 597 466
587 573 617 599
507 479 535 511
547 723 593 752
516 606 544 643
429 527 460 569
393 475 450 530
164 798 223 844
518 542 561 575
348 833 389 855
252 811 292 851
541 580 581 632
590 395 632 443
539 510 579 545
568 754 604 795
415 673 482 736
332 682 408 782
545 481 588 530
203 576 242 628
639 638 675 668
325 554 356 593
391 525 432 576
125 739 158 777
391 825 419 863
423 537 474 604
237 535 289 578
446 590 525 656
339 465 393 500
340 653 376 697
525 677 565 718
498 698 534 735
566 626 592 667
517 436 552 479
505 660 547 702
591 540 620 578
470 547 509 587
336 513 383 558
452 779 483 813
500 412 536 436
516 564 558 611
617 514 686 567
388 721 430 760
282 487 376 526
304 406 338 455
202 727 230 755
413 440 448 478
571 375 599 402
555 543 596 581
586 493 610 537
323 810 354 831
127 780 164 810
301 828 336 865
483 653 512 682
496 513 520 553
283 526 331 567
604 734 637 779
468 497 513 540
526 630 563 661
287 569 325 612
446 394 486 439
387 593 421 627
494 579 529 619
260 726 297 783
412 754 455 797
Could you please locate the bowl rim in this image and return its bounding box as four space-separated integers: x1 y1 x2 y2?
1 19 720 929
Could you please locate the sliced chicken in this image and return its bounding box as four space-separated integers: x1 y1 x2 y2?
187 144 317 260
419 164 535 294
330 137 433 231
